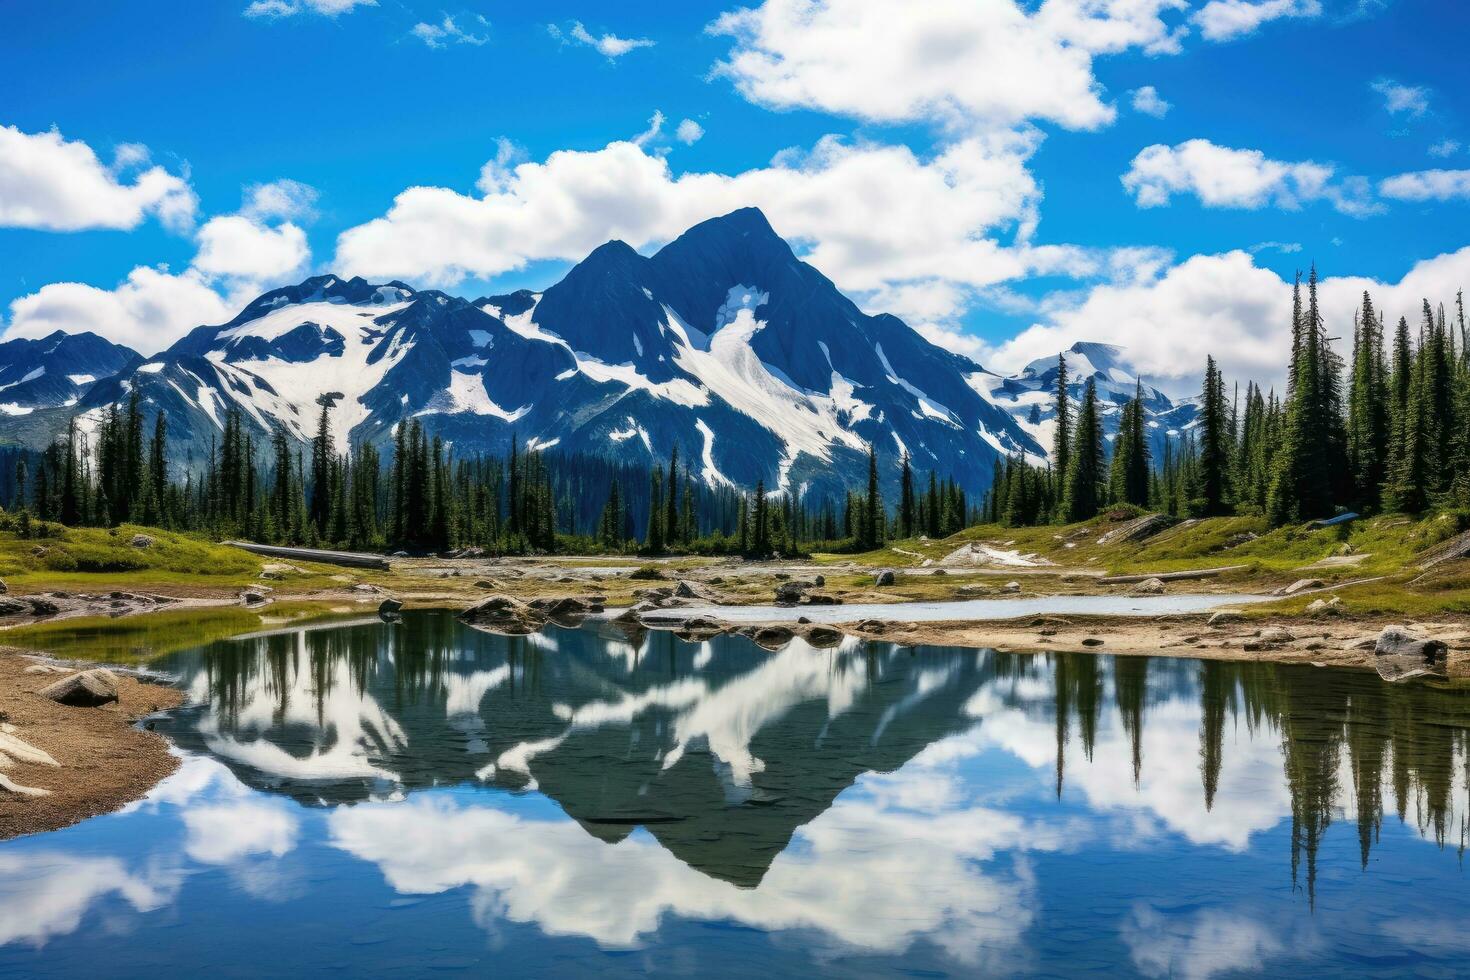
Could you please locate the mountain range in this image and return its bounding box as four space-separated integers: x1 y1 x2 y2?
0 208 1196 498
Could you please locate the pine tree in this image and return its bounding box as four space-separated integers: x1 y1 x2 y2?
1197 356 1232 515
899 452 916 538
864 446 882 548
1052 354 1071 505
1062 378 1103 522
1346 293 1390 511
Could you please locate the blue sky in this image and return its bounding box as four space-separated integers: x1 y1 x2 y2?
2 0 1468 391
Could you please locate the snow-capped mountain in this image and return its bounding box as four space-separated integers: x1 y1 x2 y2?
13 209 1048 497
0 210 1199 497
973 341 1200 464
0 330 140 417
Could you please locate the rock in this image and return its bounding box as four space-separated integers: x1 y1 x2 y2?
931 568 947 577
813 575 825 587
747 625 795 650
0 578 6 594
796 616 812 625
1278 578 1324 597
674 580 719 602
1207 611 1243 628
1257 626 1296 645
1096 513 1174 546
0 730 59 768
800 592 841 606
129 533 155 549
530 596 602 621
0 597 29 615
855 619 887 633
1224 532 1259 549
25 597 60 616
1130 577 1166 596
351 583 379 593
472 580 499 590
378 598 403 615
874 569 896 587
1002 581 1021 593
460 594 545 635
1374 626 1449 682
628 566 667 581
23 664 70 675
774 581 809 606
240 591 269 605
1305 596 1343 617
1082 638 1104 647
38 668 120 707
803 626 844 647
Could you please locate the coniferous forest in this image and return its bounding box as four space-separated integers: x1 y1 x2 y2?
8 268 1467 555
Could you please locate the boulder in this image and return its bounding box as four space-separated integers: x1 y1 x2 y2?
378 598 404 615
1305 596 1343 617
774 581 809 606
1096 513 1174 546
240 591 269 605
874 569 896 587
0 597 29 615
1279 578 1324 597
459 594 545 635
802 626 844 648
1002 581 1021 593
1130 577 1166 596
800 592 841 606
531 596 603 621
674 580 720 602
38 668 120 707
1373 626 1448 682
25 597 60 616
1259 626 1296 644
130 533 155 549
813 575 826 587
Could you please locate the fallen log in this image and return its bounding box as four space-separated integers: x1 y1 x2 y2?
1098 564 1250 585
222 541 390 571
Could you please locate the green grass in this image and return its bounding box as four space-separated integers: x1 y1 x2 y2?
0 523 261 585
2 600 366 663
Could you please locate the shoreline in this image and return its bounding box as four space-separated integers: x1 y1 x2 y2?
0 651 184 842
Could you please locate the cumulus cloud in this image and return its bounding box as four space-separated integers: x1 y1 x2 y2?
1121 138 1378 216
1191 0 1322 41
4 266 237 354
334 132 1060 306
244 0 374 17
1379 168 1470 201
631 110 666 148
5 178 319 352
984 245 1470 396
1371 78 1430 117
708 0 1191 133
676 118 705 145
0 123 196 232
548 21 654 59
411 14 489 48
1130 86 1172 118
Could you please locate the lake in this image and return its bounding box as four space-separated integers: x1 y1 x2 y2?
2 611 1467 977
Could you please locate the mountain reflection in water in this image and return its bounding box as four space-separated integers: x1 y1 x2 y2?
1 611 1468 976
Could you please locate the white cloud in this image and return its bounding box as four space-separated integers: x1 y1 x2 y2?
631 110 666 148
334 132 1055 304
676 118 706 145
1379 168 1470 201
1248 240 1302 254
1130 85 1172 118
0 124 196 232
1121 138 1378 216
1428 139 1461 158
4 266 237 354
411 14 489 48
1191 0 1321 41
244 0 374 17
708 0 1190 133
548 20 655 59
984 245 1470 396
5 178 318 352
1371 78 1430 117
1125 906 1293 980
193 215 311 281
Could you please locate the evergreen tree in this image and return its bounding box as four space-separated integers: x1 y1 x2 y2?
1196 356 1232 515
1062 378 1103 522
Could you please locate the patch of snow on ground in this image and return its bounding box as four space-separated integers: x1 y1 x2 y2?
526 436 560 451
136 362 165 374
0 403 33 416
67 374 95 386
609 418 653 454
874 343 959 427
940 542 1055 568
420 368 528 422
452 355 488 369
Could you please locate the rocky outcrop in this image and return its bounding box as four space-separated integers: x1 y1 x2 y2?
1373 626 1448 682
1096 513 1174 546
459 595 545 635
874 569 896 587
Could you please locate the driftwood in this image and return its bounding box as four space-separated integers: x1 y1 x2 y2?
1098 564 1250 585
223 541 391 571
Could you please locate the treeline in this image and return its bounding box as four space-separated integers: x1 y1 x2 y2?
12 392 975 556
986 268 1470 527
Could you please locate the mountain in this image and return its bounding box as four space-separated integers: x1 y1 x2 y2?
0 330 140 417
0 210 1198 499
10 209 1047 498
971 341 1200 464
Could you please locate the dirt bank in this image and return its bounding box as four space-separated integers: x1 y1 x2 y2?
0 652 183 841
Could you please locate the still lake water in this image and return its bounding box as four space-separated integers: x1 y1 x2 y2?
2 611 1468 977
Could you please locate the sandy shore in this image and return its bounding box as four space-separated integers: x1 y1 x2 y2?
0 652 183 841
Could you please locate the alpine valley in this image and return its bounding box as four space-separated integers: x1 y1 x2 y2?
0 209 1196 498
